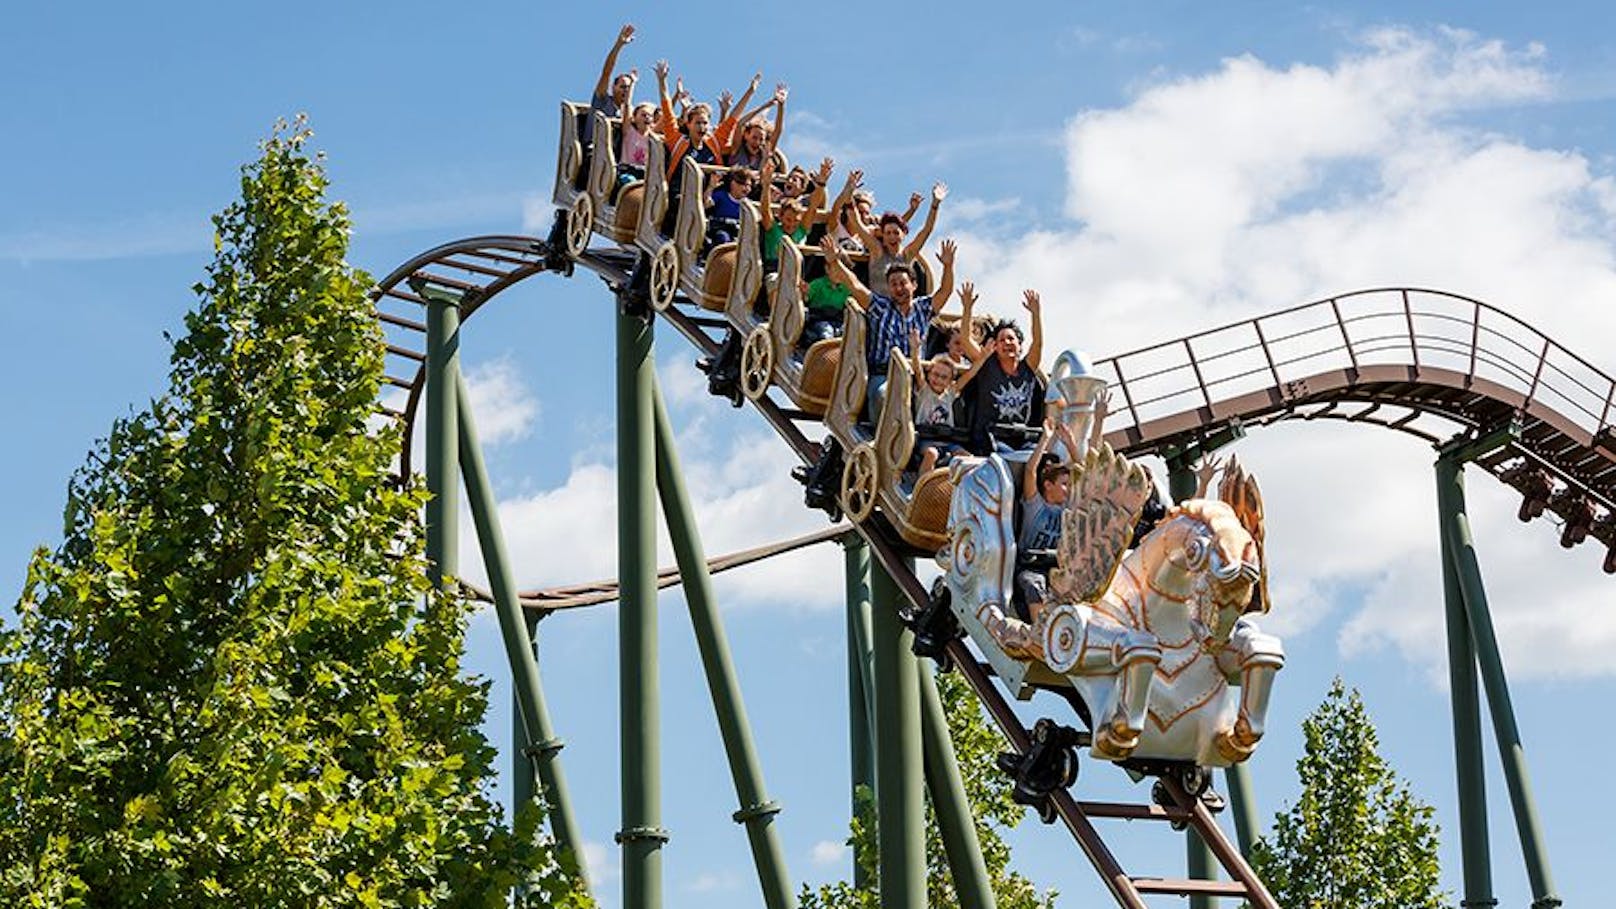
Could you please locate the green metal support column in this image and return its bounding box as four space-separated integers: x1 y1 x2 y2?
1437 460 1561 908
617 302 664 909
423 288 461 587
651 384 795 909
513 613 538 817
843 537 876 891
871 562 925 909
919 665 996 909
1436 458 1494 907
1167 462 1218 908
1223 763 1259 857
456 371 589 890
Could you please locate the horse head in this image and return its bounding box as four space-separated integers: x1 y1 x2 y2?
1134 499 1261 640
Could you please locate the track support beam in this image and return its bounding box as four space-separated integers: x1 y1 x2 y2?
1435 455 1561 908
843 536 876 891
652 382 795 908
422 284 461 588
872 562 925 909
920 664 997 909
456 372 589 890
617 299 664 909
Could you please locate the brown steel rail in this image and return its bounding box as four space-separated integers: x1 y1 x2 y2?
367 232 1611 907
1092 287 1616 563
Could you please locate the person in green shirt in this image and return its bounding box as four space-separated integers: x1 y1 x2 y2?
760 156 831 273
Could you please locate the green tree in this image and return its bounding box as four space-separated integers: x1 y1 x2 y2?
1249 679 1445 909
799 669 1056 908
0 120 587 908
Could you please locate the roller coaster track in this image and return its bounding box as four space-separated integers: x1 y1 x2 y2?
368 234 1615 907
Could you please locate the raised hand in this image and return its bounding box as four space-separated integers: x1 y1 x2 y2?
653 59 669 82
749 71 763 92
909 191 923 210
1195 454 1226 497
931 182 949 205
844 168 864 192
773 82 790 103
719 88 733 107
673 77 689 106
959 280 978 311
626 68 639 85
617 23 636 46
819 233 839 257
1021 289 1041 313
816 157 834 183
909 327 923 354
936 238 958 268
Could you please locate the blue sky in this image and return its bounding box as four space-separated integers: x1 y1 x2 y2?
6 2 1616 906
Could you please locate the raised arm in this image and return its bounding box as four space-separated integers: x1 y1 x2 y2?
1022 289 1044 372
930 239 957 313
805 157 834 226
733 72 763 119
846 186 881 251
733 84 780 130
902 182 948 259
820 234 872 311
1194 454 1226 499
759 158 777 231
956 281 985 361
654 60 678 142
1054 421 1082 463
1090 389 1112 452
909 328 925 383
593 24 635 99
1023 422 1055 502
766 84 789 148
902 191 923 225
828 168 860 233
717 89 734 123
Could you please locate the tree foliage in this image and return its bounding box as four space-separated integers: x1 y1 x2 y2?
799 669 1056 908
1248 679 1445 909
0 120 587 907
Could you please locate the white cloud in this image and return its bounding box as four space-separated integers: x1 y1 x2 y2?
579 839 617 884
947 27 1616 678
1068 26 1163 55
457 413 843 610
810 839 848 866
463 357 540 445
686 870 744 893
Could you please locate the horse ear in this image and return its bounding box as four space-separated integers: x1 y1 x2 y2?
1218 457 1271 613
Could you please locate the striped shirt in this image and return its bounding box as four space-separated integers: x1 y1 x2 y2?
865 293 934 375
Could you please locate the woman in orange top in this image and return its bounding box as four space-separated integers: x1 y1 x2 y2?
654 60 746 178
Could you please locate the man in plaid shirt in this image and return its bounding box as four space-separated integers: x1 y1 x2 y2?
821 235 958 421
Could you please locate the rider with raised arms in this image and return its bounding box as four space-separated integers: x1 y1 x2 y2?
956 285 1047 454
822 235 957 420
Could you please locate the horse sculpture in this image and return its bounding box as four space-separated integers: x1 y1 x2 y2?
943 352 1284 769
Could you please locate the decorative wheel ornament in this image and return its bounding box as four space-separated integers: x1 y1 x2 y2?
740 326 774 401
840 442 880 523
1041 605 1083 674
649 242 680 311
565 194 594 258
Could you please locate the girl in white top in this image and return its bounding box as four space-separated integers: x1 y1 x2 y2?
909 328 968 474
